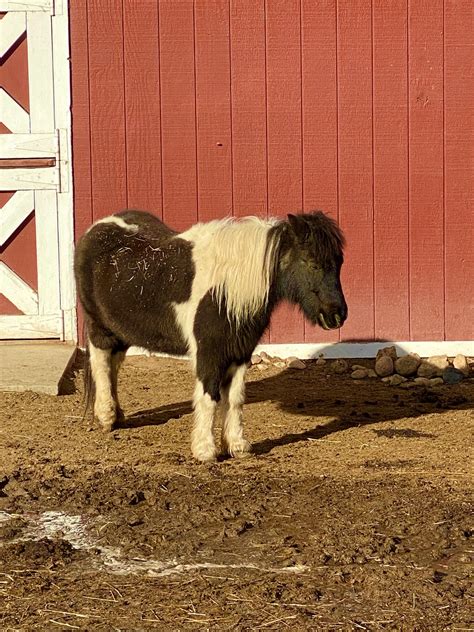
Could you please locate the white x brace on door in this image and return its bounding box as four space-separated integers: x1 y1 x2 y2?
0 0 75 341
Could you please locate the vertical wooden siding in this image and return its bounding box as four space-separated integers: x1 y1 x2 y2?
70 0 473 344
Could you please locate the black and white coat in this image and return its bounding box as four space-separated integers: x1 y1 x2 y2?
75 210 347 461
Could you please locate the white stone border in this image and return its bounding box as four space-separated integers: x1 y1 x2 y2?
125 341 474 360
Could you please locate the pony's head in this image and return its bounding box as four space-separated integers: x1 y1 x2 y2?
279 212 347 330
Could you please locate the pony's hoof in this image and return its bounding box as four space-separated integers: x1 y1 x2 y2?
95 413 116 432
100 420 115 432
226 440 252 459
192 443 218 463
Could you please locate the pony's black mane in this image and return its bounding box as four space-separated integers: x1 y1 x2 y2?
303 211 345 265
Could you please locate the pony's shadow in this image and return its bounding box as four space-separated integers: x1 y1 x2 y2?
121 401 193 428
247 370 470 454
119 365 472 454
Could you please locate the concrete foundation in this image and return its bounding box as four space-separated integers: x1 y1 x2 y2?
0 343 77 395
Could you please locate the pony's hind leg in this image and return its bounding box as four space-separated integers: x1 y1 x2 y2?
89 341 118 432
221 364 251 458
111 350 127 423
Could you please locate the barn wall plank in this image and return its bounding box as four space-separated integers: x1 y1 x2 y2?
159 0 197 231
301 0 339 345
444 0 474 340
266 0 304 344
373 0 409 340
408 0 444 340
123 0 162 215
230 0 269 342
337 0 374 342
230 0 267 218
87 0 127 221
194 0 233 222
69 0 92 238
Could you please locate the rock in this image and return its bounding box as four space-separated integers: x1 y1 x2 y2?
442 367 464 385
400 381 420 389
417 361 437 378
273 356 283 363
417 356 448 378
256 363 268 372
428 377 444 387
316 357 326 366
414 377 431 387
375 355 394 377
453 354 469 376
395 353 421 377
274 361 286 369
418 355 449 378
351 364 367 371
351 369 368 379
260 351 273 363
332 359 349 374
381 376 391 383
366 369 378 378
288 359 306 370
251 355 262 365
388 374 407 386
376 345 398 362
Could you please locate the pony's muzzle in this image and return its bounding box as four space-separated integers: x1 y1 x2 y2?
318 305 347 330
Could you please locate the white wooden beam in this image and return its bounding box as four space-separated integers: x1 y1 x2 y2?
0 1 53 11
0 190 34 246
0 315 62 339
0 133 57 158
35 190 60 316
27 11 55 133
52 0 76 341
0 167 59 190
0 88 29 133
0 261 38 315
0 12 26 59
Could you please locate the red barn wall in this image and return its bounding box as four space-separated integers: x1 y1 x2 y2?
70 0 473 345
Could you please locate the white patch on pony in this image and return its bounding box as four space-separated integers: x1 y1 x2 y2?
221 364 250 457
88 215 139 233
191 380 218 462
179 216 280 326
173 300 197 368
89 343 116 431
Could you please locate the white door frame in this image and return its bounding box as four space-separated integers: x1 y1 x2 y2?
0 0 76 342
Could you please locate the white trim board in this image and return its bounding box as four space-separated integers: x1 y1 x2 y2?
123 341 474 360
254 342 474 359
52 0 77 342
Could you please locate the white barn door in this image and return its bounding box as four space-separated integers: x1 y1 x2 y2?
0 1 75 340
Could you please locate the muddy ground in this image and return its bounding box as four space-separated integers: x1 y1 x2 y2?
0 355 472 631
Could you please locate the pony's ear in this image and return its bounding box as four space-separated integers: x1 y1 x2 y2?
287 214 310 241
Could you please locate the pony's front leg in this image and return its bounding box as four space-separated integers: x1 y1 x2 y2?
221 364 251 458
191 380 218 462
89 343 117 432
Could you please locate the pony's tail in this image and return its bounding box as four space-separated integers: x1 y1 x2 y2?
81 325 95 422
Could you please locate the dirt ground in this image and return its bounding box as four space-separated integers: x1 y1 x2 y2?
0 354 472 631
